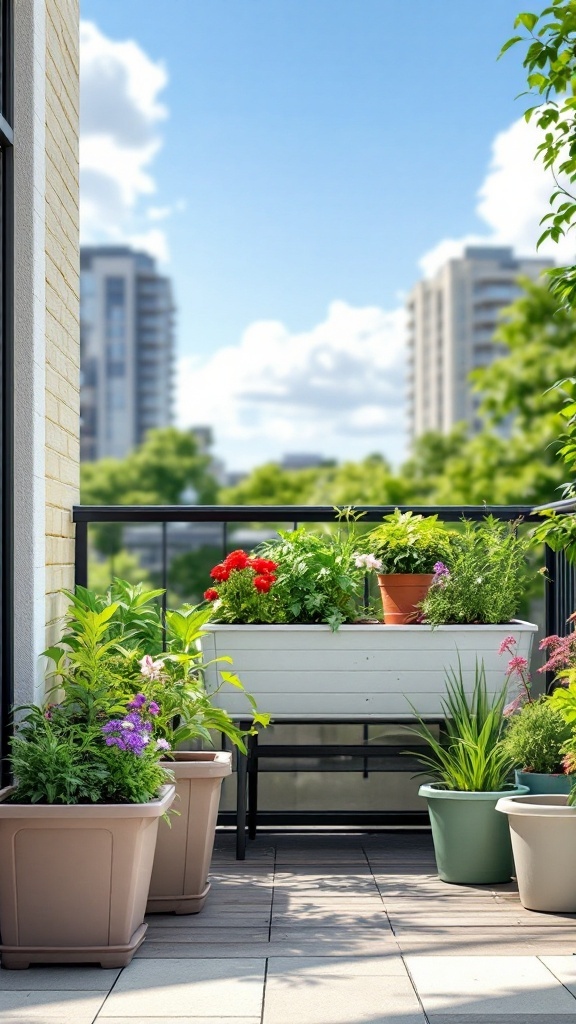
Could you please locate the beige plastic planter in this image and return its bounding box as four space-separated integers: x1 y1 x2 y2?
496 793 576 912
0 784 175 970
147 751 232 915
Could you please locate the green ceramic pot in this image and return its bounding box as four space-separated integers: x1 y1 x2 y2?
418 782 529 885
514 769 574 796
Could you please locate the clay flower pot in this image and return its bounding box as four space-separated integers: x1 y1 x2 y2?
0 784 175 969
147 751 232 915
377 573 434 624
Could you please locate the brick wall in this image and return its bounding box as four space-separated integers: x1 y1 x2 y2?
44 0 80 643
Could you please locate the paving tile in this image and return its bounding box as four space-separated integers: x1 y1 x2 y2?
100 958 265 1017
405 955 576 1015
97 1019 261 1024
136 935 400 958
397 936 576 956
0 966 120 990
426 1017 576 1023
270 923 393 943
266 954 409 977
541 957 576 994
146 907 271 927
272 906 388 927
0 990 107 1020
263 967 424 1024
142 926 271 943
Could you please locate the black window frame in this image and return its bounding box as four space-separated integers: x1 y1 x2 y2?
0 0 14 788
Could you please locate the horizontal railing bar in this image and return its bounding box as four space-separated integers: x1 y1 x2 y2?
217 810 431 827
533 497 576 513
73 503 539 524
249 745 428 758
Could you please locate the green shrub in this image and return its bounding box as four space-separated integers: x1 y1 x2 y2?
366 509 454 575
502 697 572 774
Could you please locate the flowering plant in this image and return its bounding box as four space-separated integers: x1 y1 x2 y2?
500 636 573 776
363 510 454 576
10 603 173 805
421 517 530 625
204 550 280 625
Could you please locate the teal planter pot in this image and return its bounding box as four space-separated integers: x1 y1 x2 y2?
419 782 529 885
514 769 574 796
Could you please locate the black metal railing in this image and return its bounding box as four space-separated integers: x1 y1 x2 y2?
72 502 576 843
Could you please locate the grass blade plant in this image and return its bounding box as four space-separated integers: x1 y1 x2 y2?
408 659 512 792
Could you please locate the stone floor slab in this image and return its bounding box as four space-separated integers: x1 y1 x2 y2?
0 966 120 990
266 955 409 977
405 955 576 1015
142 926 271 944
0 990 106 1019
263 969 424 1024
100 958 265 1018
540 957 576 994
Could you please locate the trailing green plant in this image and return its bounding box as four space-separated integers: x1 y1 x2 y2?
421 516 530 625
532 378 576 561
502 697 572 774
364 509 454 575
407 659 512 792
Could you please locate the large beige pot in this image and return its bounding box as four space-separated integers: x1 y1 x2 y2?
0 784 175 969
147 751 232 915
496 793 576 912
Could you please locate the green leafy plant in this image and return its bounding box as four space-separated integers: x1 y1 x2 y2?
364 509 454 575
205 549 282 625
532 378 576 561
421 517 530 625
257 510 366 630
502 697 572 773
407 660 512 792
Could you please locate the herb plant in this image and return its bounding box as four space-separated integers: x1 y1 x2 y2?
365 510 454 575
408 660 512 792
502 697 572 774
422 517 530 625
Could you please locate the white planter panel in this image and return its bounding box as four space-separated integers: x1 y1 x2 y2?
202 621 537 720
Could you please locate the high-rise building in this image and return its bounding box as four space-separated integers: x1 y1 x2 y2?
406 246 553 439
80 246 175 461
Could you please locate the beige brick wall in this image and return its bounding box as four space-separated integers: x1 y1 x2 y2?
44 0 80 643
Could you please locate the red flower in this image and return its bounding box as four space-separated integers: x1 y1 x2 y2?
254 575 274 593
210 564 230 582
249 557 278 574
224 549 250 570
204 588 219 602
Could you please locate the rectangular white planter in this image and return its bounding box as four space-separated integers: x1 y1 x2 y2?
202 621 538 719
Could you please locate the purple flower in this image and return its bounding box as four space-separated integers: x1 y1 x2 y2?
148 701 160 716
127 693 147 710
433 561 450 577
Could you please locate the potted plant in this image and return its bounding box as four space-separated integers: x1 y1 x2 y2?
0 601 176 969
500 635 574 794
363 509 454 623
51 580 268 916
202 514 537 720
414 659 528 885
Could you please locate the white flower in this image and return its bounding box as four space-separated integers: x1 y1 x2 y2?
121 721 135 730
140 654 164 680
475 577 483 585
353 552 383 571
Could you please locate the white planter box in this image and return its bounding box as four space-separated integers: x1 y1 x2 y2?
202 620 538 720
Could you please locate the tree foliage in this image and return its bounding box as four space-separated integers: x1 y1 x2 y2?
501 2 576 304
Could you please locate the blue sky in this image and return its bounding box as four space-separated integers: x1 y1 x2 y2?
79 1 558 471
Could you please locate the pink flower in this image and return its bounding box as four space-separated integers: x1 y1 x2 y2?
498 636 517 656
506 655 529 676
140 655 164 680
503 693 526 717
353 553 383 571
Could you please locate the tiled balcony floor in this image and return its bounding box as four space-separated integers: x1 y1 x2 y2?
2 831 576 1022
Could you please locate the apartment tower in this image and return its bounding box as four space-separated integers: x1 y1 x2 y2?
80 246 175 461
406 246 552 439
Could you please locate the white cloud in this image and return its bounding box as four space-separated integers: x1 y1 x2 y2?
420 114 576 277
177 301 408 470
80 21 172 262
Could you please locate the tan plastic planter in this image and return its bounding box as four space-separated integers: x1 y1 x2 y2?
0 784 175 970
496 793 576 912
147 751 232 915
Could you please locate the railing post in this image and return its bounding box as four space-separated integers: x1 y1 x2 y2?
74 519 88 589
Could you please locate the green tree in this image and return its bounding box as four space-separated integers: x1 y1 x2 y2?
501 3 576 305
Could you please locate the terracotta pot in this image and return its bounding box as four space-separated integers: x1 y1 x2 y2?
0 784 175 969
147 751 232 915
377 573 434 624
